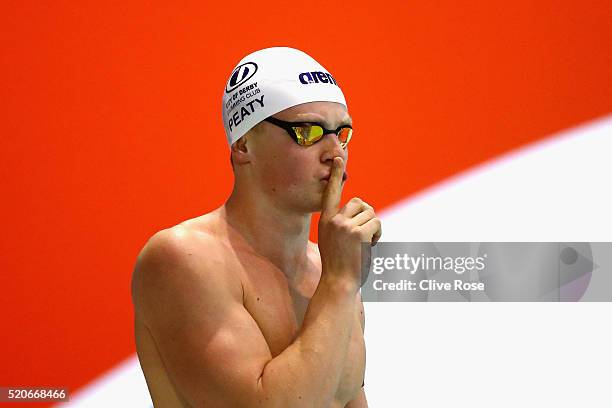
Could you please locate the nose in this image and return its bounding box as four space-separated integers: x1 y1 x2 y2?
319 132 347 164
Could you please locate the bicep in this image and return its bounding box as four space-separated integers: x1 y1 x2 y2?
134 231 272 407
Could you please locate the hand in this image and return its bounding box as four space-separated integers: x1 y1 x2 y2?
318 157 382 286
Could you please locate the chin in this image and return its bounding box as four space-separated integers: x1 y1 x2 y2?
286 186 326 213
301 201 323 214
291 198 323 214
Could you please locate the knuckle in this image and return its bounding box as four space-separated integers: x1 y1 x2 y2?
330 216 349 230
350 197 363 204
369 219 378 228
330 215 344 227
342 222 355 234
363 202 374 211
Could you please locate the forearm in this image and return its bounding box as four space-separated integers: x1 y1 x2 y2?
255 273 358 407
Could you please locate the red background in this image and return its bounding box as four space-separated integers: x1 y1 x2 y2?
1 1 611 404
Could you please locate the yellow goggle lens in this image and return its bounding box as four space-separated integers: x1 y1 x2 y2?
292 125 353 147
293 125 324 146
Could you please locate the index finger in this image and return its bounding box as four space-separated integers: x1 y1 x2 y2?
321 157 344 219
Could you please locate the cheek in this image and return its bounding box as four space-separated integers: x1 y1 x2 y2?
258 149 312 190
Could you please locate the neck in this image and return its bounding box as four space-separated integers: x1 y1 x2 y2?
222 184 312 280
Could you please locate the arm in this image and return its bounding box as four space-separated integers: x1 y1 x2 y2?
132 228 360 408
345 293 368 408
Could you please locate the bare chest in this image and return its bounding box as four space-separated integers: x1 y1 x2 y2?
239 257 366 403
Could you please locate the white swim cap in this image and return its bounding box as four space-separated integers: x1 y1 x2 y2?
221 47 347 147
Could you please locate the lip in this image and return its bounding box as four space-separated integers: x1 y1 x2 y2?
321 172 348 182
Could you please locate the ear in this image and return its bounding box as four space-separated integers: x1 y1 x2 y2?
230 135 251 165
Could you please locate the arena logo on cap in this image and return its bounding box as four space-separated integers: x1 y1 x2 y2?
298 71 338 86
226 62 258 93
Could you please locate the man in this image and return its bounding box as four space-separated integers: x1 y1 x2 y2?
131 47 381 407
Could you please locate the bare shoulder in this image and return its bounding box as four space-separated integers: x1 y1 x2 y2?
135 226 202 269
137 223 221 264
131 223 242 325
130 221 274 406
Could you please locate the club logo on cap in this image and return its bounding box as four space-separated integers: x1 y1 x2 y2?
226 62 258 93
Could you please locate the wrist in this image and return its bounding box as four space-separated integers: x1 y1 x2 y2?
319 270 359 295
